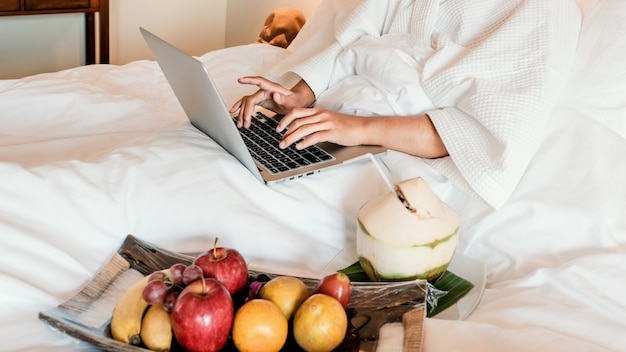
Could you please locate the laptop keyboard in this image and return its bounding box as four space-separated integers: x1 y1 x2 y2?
236 112 334 175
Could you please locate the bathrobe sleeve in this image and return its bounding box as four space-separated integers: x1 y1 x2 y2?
264 0 393 95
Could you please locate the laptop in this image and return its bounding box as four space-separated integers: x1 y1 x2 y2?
140 27 387 184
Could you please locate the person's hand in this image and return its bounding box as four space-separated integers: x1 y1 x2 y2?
229 76 311 128
276 108 369 150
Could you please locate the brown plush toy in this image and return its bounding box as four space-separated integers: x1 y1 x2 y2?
257 7 306 49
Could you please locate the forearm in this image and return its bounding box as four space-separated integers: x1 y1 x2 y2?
364 114 448 159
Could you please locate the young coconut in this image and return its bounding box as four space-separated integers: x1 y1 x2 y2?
356 177 460 282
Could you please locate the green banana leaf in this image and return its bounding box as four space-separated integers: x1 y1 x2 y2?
338 261 474 318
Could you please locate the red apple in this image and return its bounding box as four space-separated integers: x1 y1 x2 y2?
171 278 234 352
193 239 249 295
314 272 352 309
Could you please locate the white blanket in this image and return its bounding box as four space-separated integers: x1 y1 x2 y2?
1 0 625 351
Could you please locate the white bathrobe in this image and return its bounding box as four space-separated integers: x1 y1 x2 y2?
265 0 582 209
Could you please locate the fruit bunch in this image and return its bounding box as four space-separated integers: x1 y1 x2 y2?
110 239 249 352
236 271 352 352
109 240 353 352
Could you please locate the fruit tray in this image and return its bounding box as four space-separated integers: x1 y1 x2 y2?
39 235 427 352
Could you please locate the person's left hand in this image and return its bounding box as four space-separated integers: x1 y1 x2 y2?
229 76 301 128
276 108 370 150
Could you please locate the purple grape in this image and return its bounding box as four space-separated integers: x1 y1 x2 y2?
147 271 166 283
163 290 181 312
182 264 204 285
142 279 168 304
246 281 265 302
169 263 187 285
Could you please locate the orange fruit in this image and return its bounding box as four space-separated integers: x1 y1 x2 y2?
258 275 310 319
293 293 348 352
232 299 288 352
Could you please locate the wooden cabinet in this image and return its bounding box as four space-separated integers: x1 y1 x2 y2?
0 0 109 64
25 0 91 11
0 0 19 11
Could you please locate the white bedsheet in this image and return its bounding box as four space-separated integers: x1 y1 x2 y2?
1 0 625 351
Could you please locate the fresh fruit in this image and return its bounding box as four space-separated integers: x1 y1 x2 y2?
169 263 187 285
246 280 265 302
193 238 249 295
142 279 168 305
357 177 460 282
182 264 204 285
171 278 234 352
232 299 289 352
147 271 167 282
293 293 348 352
258 275 310 319
110 269 170 345
140 303 172 352
313 272 352 309
162 289 180 312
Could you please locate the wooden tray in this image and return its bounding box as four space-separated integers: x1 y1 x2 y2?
39 235 426 351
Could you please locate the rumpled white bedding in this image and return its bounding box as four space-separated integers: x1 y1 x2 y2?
1 0 625 351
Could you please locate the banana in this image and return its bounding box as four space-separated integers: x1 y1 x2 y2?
140 303 173 352
110 269 170 345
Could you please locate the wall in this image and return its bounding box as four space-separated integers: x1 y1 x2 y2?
225 0 322 47
0 0 321 79
109 0 226 64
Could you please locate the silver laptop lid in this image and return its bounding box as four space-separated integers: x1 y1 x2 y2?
140 27 264 182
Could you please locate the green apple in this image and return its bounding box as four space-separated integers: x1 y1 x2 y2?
356 177 460 282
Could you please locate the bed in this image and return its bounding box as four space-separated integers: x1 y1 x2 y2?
1 0 625 351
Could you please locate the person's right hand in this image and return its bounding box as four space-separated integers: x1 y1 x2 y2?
229 76 310 128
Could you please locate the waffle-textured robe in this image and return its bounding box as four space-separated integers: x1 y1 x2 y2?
265 0 582 208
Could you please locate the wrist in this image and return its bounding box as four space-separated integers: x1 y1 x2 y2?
291 80 316 107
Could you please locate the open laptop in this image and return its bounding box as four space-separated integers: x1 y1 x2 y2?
140 27 387 184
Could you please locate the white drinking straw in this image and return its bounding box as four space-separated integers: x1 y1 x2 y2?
346 152 396 193
366 153 395 193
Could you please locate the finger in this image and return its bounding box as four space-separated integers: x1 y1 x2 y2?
233 98 249 128
235 91 263 128
295 133 324 150
238 76 292 96
229 99 242 114
229 98 246 128
276 108 306 132
280 119 325 149
276 115 290 133
244 92 267 128
281 128 326 150
238 100 254 128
